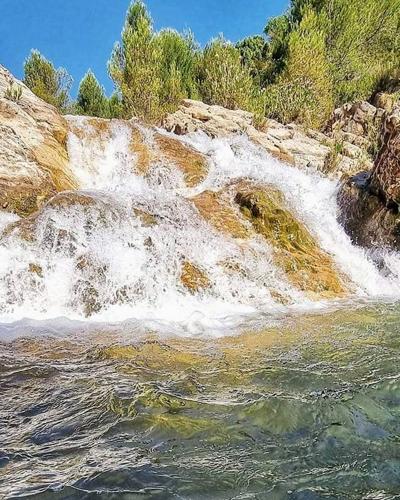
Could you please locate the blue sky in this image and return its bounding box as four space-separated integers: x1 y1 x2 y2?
0 0 288 96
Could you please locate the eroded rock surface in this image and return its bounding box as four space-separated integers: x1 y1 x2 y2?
0 65 77 216
338 106 400 249
163 99 367 179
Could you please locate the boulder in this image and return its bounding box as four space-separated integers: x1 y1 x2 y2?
0 65 77 217
325 101 385 151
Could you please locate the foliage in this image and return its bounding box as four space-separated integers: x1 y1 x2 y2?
198 37 265 120
156 29 199 105
265 8 333 128
4 79 23 102
23 50 72 111
108 0 162 121
235 35 269 85
76 70 108 117
265 0 400 112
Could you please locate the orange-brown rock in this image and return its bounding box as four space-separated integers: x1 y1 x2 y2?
154 132 208 187
192 191 249 239
180 261 211 293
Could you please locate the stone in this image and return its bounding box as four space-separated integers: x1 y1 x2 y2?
233 181 346 298
0 65 77 216
164 99 365 179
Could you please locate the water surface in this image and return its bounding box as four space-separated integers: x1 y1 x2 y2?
1 304 400 499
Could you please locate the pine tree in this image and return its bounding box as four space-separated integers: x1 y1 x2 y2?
24 50 72 112
76 70 108 117
108 0 162 121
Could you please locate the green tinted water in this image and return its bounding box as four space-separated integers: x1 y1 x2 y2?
1 305 400 499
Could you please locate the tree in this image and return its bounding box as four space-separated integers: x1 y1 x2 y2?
236 35 269 85
108 0 162 121
76 70 108 117
24 50 72 111
198 37 263 116
156 29 199 108
265 8 333 128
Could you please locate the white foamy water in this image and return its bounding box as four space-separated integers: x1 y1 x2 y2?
0 116 399 337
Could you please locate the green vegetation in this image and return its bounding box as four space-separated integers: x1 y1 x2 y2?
75 70 122 118
22 0 400 127
23 50 72 112
4 79 23 103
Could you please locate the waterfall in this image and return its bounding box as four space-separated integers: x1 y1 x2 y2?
0 116 399 336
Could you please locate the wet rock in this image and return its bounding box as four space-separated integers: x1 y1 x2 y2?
180 261 211 293
191 190 249 239
369 108 400 206
154 132 208 187
234 182 346 297
338 172 400 249
0 65 77 216
338 108 400 250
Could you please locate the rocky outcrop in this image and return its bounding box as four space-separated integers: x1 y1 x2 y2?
0 65 77 216
325 101 385 152
163 99 370 179
338 107 400 249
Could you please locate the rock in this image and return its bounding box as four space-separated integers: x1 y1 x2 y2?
338 172 400 248
180 261 211 293
234 181 346 298
337 108 400 250
154 132 208 187
163 99 364 179
0 65 77 216
191 190 249 239
369 108 400 206
324 101 384 153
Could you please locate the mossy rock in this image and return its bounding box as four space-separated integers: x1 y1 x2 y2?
154 133 208 187
234 183 346 297
192 191 249 239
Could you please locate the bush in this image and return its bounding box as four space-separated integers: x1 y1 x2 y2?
23 50 72 112
156 29 199 106
265 9 333 129
198 37 265 121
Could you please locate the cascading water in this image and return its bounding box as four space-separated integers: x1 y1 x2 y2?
0 116 400 336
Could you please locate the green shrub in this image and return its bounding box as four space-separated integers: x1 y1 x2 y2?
4 79 23 102
265 8 333 129
198 37 265 121
157 29 199 106
23 50 72 112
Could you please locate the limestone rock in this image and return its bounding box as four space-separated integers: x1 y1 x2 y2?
0 65 77 217
163 99 364 179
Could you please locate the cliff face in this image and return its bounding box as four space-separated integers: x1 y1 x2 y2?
338 106 400 249
0 65 77 216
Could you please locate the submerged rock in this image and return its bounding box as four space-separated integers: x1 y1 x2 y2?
0 65 77 216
